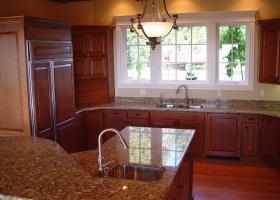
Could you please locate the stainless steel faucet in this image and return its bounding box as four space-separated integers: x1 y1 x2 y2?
175 85 190 107
97 128 128 177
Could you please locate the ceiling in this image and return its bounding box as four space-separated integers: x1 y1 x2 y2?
50 0 92 3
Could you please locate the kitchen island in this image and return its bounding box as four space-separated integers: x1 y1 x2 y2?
0 127 195 200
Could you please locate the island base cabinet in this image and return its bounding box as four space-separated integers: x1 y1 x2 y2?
206 113 242 158
166 144 193 200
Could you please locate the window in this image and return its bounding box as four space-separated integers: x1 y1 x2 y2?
161 26 207 81
116 11 256 90
218 25 247 82
126 30 151 80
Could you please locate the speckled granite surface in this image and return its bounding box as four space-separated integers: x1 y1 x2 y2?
76 100 280 118
0 127 194 200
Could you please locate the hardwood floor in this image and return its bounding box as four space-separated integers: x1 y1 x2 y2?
193 159 280 200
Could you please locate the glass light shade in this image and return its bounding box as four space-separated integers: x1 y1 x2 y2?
133 22 173 38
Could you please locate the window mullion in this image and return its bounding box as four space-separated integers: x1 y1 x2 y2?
207 22 217 85
150 44 159 84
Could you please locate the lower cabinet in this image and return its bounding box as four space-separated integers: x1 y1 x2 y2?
260 115 280 165
165 142 193 200
127 110 150 127
56 114 86 153
84 110 103 150
56 118 78 153
206 113 242 157
103 109 127 142
242 115 260 158
150 111 205 157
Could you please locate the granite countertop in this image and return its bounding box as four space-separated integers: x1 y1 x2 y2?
76 101 280 118
0 127 195 200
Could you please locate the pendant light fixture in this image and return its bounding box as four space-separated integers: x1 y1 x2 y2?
130 0 178 50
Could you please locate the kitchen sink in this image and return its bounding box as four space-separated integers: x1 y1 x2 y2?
107 164 165 182
158 103 203 109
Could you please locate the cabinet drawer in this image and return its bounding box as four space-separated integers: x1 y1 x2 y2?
29 41 73 60
104 110 127 118
243 115 259 124
128 110 149 119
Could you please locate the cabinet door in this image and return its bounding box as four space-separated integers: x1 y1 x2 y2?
32 62 54 139
53 61 75 125
87 31 107 54
260 116 280 164
84 110 103 150
57 118 78 153
150 119 178 128
103 110 127 142
72 31 87 56
259 19 280 84
180 120 204 157
29 41 72 60
73 57 92 80
127 110 149 127
206 113 241 157
242 123 259 157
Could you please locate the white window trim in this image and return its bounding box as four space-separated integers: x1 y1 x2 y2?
114 10 257 90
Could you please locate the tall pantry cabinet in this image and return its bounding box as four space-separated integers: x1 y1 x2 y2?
0 16 76 148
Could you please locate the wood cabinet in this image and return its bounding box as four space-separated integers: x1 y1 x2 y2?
53 61 75 125
127 110 150 127
103 110 127 131
72 26 115 107
166 140 194 200
206 113 242 157
0 16 75 139
150 111 205 157
103 109 127 142
57 118 77 153
32 62 54 139
259 19 280 84
242 115 260 158
84 110 103 150
260 115 280 165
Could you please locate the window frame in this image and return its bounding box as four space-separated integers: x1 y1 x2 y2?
114 11 256 90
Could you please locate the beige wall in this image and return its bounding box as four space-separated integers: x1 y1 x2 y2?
91 0 280 100
93 0 280 25
1 0 280 100
0 0 95 25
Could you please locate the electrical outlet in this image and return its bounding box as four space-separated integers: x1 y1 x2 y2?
217 89 222 97
259 89 265 97
139 88 146 95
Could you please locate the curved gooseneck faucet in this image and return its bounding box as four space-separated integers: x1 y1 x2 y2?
97 128 128 177
175 85 190 107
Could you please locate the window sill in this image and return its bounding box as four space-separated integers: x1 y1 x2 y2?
118 82 254 90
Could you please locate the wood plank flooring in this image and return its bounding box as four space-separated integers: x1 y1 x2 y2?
193 159 280 200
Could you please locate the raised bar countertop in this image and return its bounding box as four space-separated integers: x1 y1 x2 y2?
0 127 195 200
76 101 280 118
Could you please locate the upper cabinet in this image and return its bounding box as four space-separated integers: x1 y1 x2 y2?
259 19 280 84
72 26 115 107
